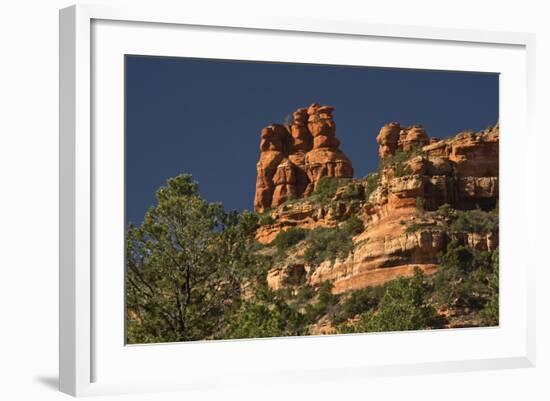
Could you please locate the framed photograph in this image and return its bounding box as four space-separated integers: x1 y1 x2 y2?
59 4 536 397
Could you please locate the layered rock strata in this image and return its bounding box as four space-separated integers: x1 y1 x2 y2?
254 104 353 212
259 122 499 294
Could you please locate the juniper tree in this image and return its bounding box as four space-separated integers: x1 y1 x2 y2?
126 174 261 343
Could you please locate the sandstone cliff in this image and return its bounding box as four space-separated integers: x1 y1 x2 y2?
255 119 499 295
254 104 353 212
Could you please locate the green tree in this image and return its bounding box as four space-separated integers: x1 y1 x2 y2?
448 208 498 235
482 248 499 325
342 215 364 236
303 281 338 323
340 269 441 333
434 240 493 309
303 227 354 265
223 303 284 339
273 227 308 253
224 300 307 339
313 177 344 203
331 285 385 325
126 174 261 343
363 173 379 201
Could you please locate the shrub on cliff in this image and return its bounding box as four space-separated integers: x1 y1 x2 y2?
313 176 346 203
363 173 379 201
378 146 426 178
258 213 275 226
341 182 364 200
342 215 364 236
303 227 354 265
273 227 308 253
437 203 452 218
379 150 412 177
448 208 498 235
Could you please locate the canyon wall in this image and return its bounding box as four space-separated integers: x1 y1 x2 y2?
257 118 499 294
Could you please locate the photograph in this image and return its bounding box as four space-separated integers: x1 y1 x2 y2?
3 1 547 399
125 56 499 344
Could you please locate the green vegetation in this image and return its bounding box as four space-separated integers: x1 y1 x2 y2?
304 215 364 265
437 203 452 218
293 285 316 305
433 241 497 313
404 222 424 234
126 174 268 343
332 201 499 333
341 182 364 201
303 282 338 323
258 213 275 226
127 172 498 344
378 146 426 177
448 208 498 235
481 248 499 325
400 203 499 327
415 196 425 212
394 161 413 177
331 286 385 325
270 216 363 266
363 173 379 201
273 227 308 253
342 215 364 235
303 227 355 265
379 149 411 170
312 176 349 203
405 203 498 236
339 268 443 333
224 301 307 339
379 150 412 177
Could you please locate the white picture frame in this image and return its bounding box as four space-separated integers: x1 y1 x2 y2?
59 3 536 397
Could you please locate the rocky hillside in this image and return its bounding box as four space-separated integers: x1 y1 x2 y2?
125 103 500 344
253 104 499 299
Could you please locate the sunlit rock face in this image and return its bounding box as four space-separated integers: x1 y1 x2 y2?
253 104 353 212
256 120 499 294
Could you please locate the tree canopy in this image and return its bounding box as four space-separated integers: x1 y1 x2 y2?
126 174 264 343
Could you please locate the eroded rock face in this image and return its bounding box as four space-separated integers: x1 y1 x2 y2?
253 104 353 212
267 263 307 291
376 122 401 158
375 123 499 212
307 220 495 294
376 123 430 158
258 121 499 294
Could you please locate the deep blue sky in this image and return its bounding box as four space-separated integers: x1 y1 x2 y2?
126 56 498 225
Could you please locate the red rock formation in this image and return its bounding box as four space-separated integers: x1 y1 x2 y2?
254 104 353 212
253 126 287 212
376 123 430 158
376 123 499 211
258 122 499 294
303 103 353 196
376 122 401 158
